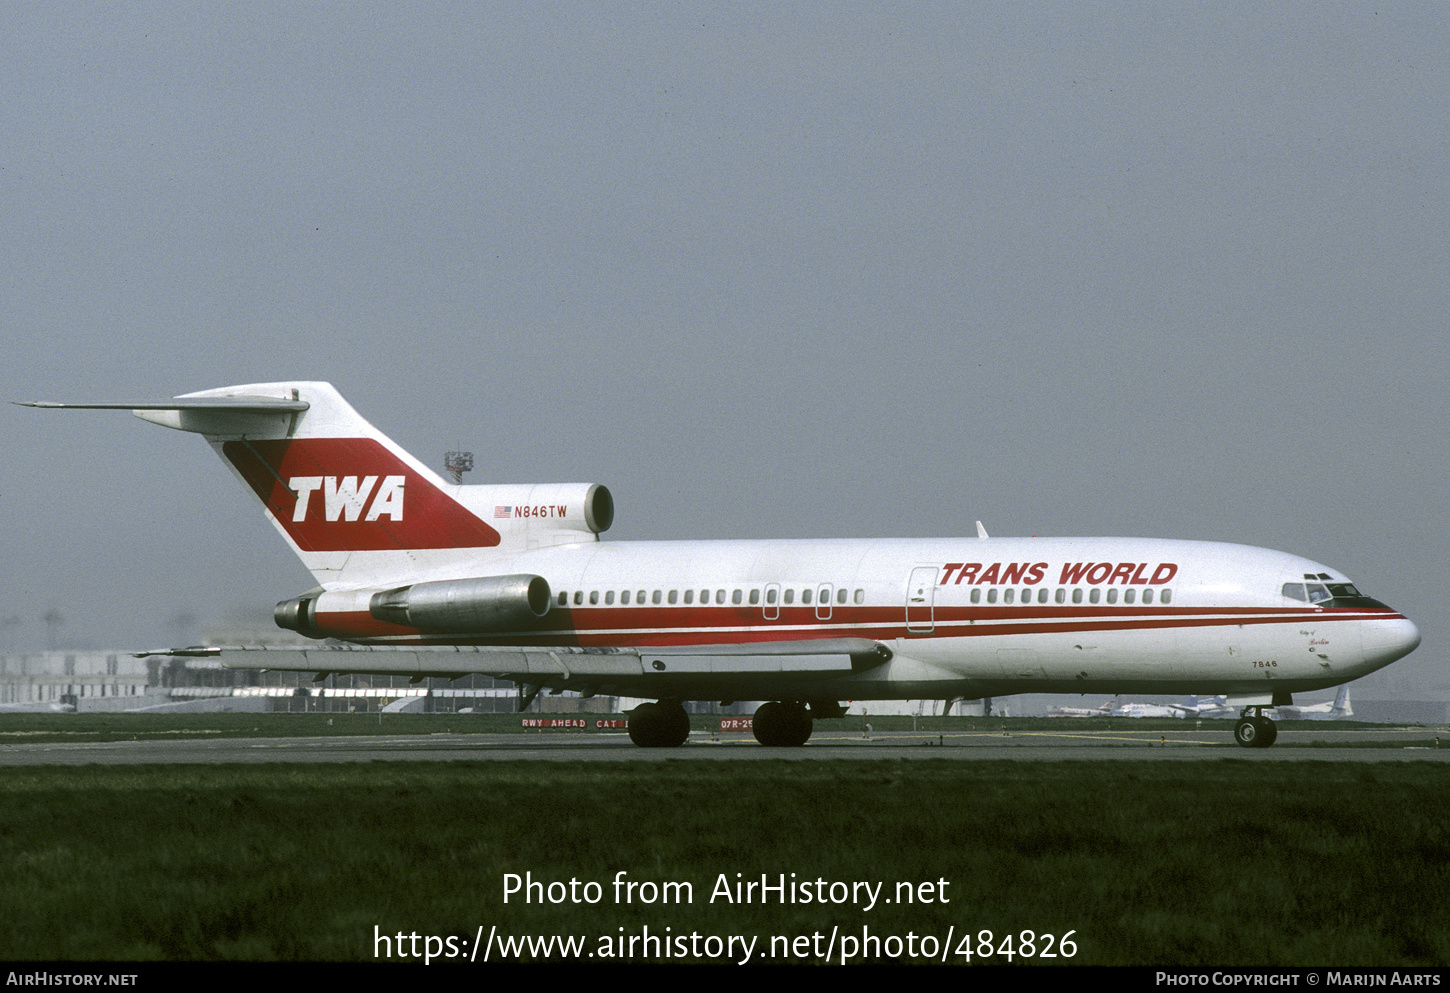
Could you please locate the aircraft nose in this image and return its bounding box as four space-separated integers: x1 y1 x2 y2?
1361 614 1421 668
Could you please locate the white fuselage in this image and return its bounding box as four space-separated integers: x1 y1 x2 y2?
305 535 1419 703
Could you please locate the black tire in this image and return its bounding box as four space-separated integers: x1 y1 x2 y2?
751 702 782 745
628 702 661 747
661 701 691 747
1234 717 1259 748
628 701 690 748
1260 720 1278 748
752 701 813 747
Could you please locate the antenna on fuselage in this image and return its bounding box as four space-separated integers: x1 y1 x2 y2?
976 521 989 540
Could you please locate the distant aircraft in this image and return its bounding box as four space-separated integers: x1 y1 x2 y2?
1168 694 1239 720
1111 701 1185 719
21 382 1421 749
1110 696 1239 719
1271 685 1353 721
1047 700 1116 718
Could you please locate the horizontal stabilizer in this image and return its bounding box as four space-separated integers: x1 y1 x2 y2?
17 392 310 439
15 397 309 411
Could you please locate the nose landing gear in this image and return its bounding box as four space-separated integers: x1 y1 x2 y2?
1233 710 1279 748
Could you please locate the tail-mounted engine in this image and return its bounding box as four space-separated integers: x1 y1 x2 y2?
369 574 551 632
459 483 614 548
275 574 551 639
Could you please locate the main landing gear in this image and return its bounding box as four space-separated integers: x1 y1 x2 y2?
625 699 832 748
1233 709 1279 749
751 701 813 747
627 700 691 747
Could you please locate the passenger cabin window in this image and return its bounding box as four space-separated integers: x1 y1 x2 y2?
684 589 694 605
669 590 678 604
606 591 616 605
802 589 812 605
854 589 865 604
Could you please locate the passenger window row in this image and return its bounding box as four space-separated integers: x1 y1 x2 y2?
555 587 869 608
967 586 1173 605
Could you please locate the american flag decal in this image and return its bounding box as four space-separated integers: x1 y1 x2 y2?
494 506 513 519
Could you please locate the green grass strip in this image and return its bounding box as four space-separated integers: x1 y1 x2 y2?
0 761 1445 964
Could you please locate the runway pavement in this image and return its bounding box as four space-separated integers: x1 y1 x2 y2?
1 725 1447 764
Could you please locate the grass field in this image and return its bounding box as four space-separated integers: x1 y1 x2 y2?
0 757 1446 965
0 710 1440 744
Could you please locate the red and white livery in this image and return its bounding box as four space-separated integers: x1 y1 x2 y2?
23 381 1420 748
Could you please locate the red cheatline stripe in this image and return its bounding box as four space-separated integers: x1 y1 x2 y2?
312 604 1403 645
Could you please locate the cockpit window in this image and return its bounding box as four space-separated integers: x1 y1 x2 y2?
1285 580 1367 603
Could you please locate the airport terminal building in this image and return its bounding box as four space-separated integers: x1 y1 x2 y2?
0 645 563 714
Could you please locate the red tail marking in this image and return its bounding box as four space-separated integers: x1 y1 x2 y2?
223 439 500 551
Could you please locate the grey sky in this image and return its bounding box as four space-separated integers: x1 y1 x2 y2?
2 4 1445 700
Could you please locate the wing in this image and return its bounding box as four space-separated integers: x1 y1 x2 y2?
138 639 894 707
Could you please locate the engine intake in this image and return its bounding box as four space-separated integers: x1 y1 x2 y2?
368 574 551 633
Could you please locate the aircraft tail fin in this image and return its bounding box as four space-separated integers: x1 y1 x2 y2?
22 382 504 587
1331 685 1353 718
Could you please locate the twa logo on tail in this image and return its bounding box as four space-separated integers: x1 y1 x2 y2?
289 475 405 522
222 438 500 552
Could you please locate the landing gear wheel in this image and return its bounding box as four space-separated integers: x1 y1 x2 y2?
1234 716 1278 749
1233 717 1260 748
752 701 813 747
627 701 691 747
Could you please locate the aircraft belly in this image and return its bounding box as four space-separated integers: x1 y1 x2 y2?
908 629 1188 683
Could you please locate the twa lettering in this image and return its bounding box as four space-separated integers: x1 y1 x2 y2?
289 475 405 522
220 438 502 550
940 562 1179 586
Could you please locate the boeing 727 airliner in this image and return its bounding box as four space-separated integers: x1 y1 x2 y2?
21 382 1420 748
